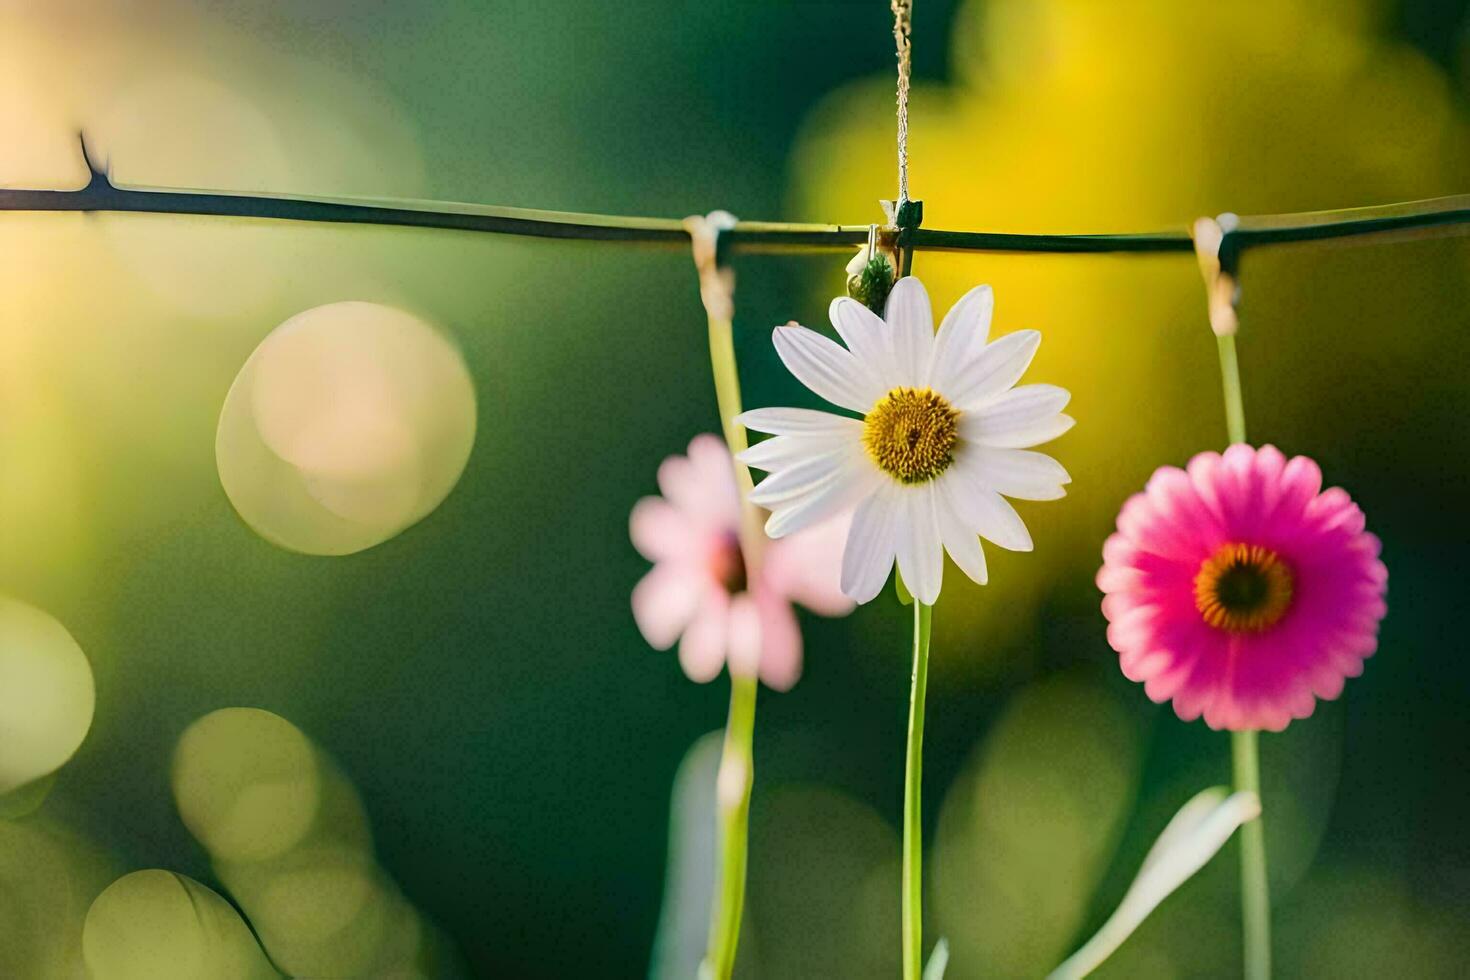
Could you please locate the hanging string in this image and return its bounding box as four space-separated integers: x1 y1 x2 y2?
892 0 914 205
888 8 933 979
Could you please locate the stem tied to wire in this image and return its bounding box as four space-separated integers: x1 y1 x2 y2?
1198 217 1272 978
687 211 765 980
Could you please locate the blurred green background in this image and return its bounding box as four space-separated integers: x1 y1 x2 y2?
3 0 1469 976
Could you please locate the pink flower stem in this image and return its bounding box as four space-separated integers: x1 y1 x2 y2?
1217 334 1247 449
705 672 757 980
1232 729 1270 979
1217 332 1272 979
701 307 764 979
902 601 934 980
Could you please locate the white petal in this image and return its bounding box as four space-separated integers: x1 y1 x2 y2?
841 486 901 603
738 432 851 472
773 326 883 413
958 446 1071 501
947 330 1041 411
894 484 944 604
830 297 900 389
949 483 1033 552
935 477 988 585
1048 789 1261 980
747 448 851 507
737 407 865 437
930 284 993 392
960 384 1074 448
883 277 936 387
765 464 880 539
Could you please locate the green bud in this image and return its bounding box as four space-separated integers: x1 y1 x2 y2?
847 255 895 314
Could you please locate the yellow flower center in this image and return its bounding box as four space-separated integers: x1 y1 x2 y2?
862 387 960 484
1193 543 1294 633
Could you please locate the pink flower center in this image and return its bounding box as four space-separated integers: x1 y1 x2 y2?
1194 542 1294 633
708 531 748 593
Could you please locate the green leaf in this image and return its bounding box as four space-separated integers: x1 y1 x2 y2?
1047 788 1259 980
923 937 950 980
649 731 724 980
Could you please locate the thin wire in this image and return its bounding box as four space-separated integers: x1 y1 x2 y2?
1 143 1466 258
892 0 914 203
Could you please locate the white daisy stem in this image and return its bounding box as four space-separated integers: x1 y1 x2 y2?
1216 331 1271 978
902 600 934 980
700 304 766 980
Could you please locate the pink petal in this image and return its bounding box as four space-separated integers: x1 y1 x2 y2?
762 510 855 616
657 435 740 532
1141 466 1225 558
726 592 763 680
679 588 730 683
629 496 697 563
632 564 704 650
753 590 803 692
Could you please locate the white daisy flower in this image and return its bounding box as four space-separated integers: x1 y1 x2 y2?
736 277 1073 606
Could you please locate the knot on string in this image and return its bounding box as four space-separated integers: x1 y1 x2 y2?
880 197 924 278
1193 215 1241 337
684 210 737 321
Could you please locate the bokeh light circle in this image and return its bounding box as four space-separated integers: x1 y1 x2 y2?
171 707 322 864
217 301 477 555
0 597 96 795
82 870 278 980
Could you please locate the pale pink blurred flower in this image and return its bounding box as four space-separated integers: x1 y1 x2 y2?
1098 444 1388 732
631 434 854 690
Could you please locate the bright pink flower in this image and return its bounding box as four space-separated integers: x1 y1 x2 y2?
631 434 853 691
1098 444 1387 732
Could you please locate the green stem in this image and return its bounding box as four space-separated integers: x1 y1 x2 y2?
1215 332 1270 978
708 314 762 552
705 674 758 980
1217 334 1247 445
700 311 763 980
1232 730 1270 979
903 601 933 980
